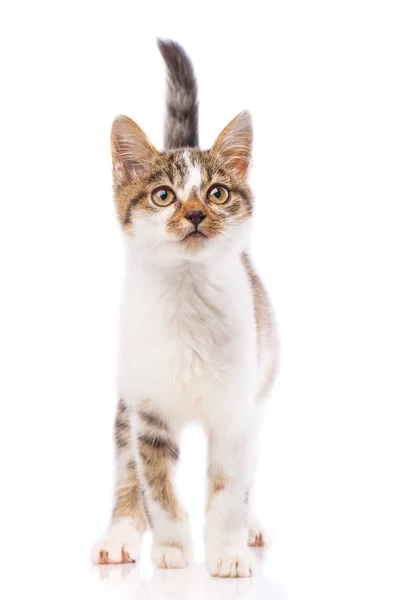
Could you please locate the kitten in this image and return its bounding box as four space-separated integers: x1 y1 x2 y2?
92 39 277 578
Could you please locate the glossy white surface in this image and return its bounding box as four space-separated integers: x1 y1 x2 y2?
91 561 289 600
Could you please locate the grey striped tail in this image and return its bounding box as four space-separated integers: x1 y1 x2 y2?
157 39 199 150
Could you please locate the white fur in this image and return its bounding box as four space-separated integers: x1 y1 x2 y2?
181 150 202 194
117 241 257 420
152 544 190 569
103 192 274 577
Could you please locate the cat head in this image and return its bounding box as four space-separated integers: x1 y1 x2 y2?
111 110 253 263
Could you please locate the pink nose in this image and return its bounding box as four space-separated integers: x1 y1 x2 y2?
185 210 206 227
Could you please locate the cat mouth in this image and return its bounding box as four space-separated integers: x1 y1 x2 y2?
182 231 208 242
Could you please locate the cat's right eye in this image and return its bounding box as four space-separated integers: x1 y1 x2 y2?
151 187 177 207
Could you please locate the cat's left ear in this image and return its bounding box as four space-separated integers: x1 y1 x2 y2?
211 110 253 178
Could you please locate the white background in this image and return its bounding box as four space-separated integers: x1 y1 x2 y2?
1 1 399 599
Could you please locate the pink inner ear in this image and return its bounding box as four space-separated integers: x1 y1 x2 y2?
116 144 142 184
216 147 251 179
229 156 250 177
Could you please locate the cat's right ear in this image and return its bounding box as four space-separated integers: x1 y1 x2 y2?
111 115 160 189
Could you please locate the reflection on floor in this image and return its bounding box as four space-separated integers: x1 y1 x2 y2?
92 551 290 600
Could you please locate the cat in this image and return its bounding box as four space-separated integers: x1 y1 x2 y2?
92 39 277 578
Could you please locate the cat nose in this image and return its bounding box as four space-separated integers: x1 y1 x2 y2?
185 210 206 228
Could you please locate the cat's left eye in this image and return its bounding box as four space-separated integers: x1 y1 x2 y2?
207 186 230 205
151 187 177 207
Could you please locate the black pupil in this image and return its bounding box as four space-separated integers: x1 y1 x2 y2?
159 190 168 201
213 188 222 198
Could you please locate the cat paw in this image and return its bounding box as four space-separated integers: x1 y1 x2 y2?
152 543 191 569
206 547 254 578
91 518 142 564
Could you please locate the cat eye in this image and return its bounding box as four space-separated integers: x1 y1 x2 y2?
151 187 177 207
207 186 230 205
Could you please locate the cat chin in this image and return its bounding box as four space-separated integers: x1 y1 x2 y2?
181 231 207 244
123 227 250 265
180 232 209 253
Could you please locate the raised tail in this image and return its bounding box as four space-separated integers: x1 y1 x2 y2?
157 39 199 150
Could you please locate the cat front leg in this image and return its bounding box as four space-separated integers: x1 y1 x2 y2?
134 400 193 569
205 417 257 578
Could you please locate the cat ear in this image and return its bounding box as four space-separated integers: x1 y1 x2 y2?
111 115 160 188
211 110 253 178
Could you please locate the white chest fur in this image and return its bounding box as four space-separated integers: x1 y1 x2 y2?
117 252 257 421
